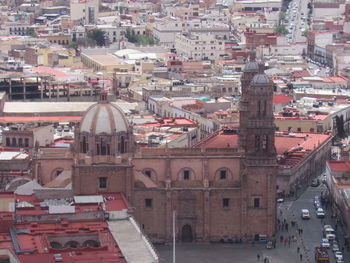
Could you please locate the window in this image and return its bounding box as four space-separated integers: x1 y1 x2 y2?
297 128 301 132
18 138 23 147
24 138 29 147
12 138 16 147
220 170 227 180
262 135 268 151
145 198 153 208
310 128 314 132
255 135 260 151
81 136 88 153
144 170 152 177
254 198 260 208
6 138 10 147
183 170 190 180
99 177 107 189
276 127 279 131
223 198 229 208
257 101 261 116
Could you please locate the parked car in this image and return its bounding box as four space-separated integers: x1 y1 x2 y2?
332 243 340 252
301 209 310 219
334 251 343 261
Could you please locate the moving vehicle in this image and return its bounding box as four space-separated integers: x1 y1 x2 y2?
316 208 325 218
311 179 320 187
324 228 336 241
321 238 330 248
301 209 310 219
315 246 329 262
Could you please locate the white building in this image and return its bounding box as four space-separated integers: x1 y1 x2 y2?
175 33 225 60
96 24 126 45
70 0 99 24
6 22 31 36
153 18 230 47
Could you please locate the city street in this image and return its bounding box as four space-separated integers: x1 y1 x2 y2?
156 176 349 263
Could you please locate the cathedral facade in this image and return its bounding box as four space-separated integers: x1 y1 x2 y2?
68 57 277 243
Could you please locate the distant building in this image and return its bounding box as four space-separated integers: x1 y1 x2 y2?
175 33 225 60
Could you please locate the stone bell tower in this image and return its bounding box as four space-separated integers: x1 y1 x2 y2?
239 53 277 241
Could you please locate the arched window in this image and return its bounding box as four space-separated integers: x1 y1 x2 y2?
80 136 88 153
6 138 10 146
12 138 16 147
64 241 79 248
18 138 23 147
120 136 125 153
257 100 261 116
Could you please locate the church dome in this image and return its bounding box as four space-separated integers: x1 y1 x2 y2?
251 74 270 85
243 61 259 72
80 102 129 134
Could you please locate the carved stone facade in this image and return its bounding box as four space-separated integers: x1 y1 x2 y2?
65 58 277 243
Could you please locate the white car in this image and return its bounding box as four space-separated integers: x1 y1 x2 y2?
324 228 336 241
301 209 310 219
321 238 330 248
334 251 343 260
324 225 333 230
316 208 325 218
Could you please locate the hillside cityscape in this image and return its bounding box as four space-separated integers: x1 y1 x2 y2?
0 0 349 262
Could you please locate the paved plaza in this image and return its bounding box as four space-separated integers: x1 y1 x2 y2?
157 178 349 263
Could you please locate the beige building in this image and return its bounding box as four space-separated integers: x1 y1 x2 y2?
175 33 225 60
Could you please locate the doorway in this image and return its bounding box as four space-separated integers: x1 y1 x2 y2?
181 224 193 242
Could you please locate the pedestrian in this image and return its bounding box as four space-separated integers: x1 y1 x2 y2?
284 238 288 247
342 246 345 252
257 253 260 261
300 254 303 261
297 246 300 253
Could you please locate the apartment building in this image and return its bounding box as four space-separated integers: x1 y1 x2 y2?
175 33 225 60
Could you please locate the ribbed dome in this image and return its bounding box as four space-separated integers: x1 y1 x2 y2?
251 74 270 85
243 61 259 72
80 102 128 134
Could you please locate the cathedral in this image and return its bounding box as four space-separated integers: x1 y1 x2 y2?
51 55 277 243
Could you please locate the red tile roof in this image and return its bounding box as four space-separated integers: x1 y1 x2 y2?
29 67 68 79
273 94 293 105
194 129 331 168
0 116 82 124
328 160 350 172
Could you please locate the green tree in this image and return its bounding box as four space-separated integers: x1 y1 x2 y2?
87 29 106 46
275 25 289 35
302 29 308 37
26 27 37 37
279 12 286 21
